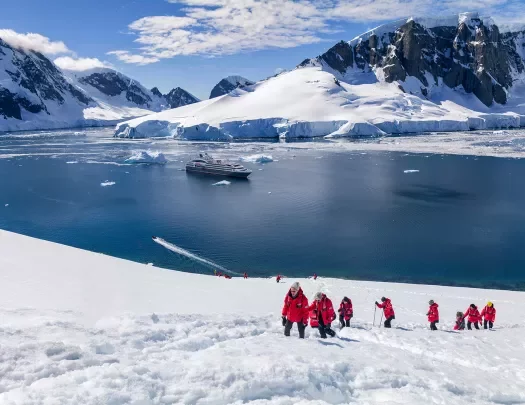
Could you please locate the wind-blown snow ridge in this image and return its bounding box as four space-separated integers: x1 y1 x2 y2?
1 230 525 404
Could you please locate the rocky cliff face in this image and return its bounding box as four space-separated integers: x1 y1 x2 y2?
209 76 254 99
302 13 525 107
164 87 199 108
0 38 91 121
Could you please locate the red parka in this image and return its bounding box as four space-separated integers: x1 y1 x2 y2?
282 288 309 324
480 305 496 322
338 299 353 321
376 298 395 318
462 306 481 323
427 303 439 322
309 294 336 326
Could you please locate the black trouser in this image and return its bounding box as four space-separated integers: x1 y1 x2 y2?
284 320 305 338
384 316 394 328
467 321 479 330
484 320 494 329
339 315 350 328
318 318 336 338
430 321 438 331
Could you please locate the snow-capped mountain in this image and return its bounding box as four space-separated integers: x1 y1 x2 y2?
116 13 525 140
164 87 199 108
301 12 524 107
0 38 196 132
209 75 255 99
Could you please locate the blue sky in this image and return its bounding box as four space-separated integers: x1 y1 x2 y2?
1 0 523 100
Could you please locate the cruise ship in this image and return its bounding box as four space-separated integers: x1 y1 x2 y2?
185 153 252 178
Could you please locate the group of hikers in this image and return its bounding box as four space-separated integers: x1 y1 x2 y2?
281 281 497 338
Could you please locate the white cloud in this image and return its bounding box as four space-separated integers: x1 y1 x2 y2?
54 56 112 71
109 0 525 63
107 50 160 65
0 29 70 55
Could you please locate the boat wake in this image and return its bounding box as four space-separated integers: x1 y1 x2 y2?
152 237 241 276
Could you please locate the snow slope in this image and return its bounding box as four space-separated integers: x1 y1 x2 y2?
115 66 525 140
1 230 524 404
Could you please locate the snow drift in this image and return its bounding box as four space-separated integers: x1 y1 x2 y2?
0 230 524 404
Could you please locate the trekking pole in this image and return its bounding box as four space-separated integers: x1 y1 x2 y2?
380 312 383 328
373 306 377 327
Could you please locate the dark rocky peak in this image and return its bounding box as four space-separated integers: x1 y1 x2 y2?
78 70 152 107
165 87 199 109
0 37 91 119
209 76 254 99
151 87 163 98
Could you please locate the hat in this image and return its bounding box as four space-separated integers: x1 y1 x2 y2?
429 300 434 305
290 282 300 290
456 311 463 317
314 292 323 301
381 297 386 302
487 301 493 307
343 296 349 302
470 303 476 308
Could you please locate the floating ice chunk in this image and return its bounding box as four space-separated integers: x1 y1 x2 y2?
241 154 274 163
268 191 272 194
212 180 231 186
124 150 167 165
4 204 8 207
66 161 78 164
101 181 116 187
404 169 420 173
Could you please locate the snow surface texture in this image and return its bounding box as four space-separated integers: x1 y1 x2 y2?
0 230 524 404
124 150 167 165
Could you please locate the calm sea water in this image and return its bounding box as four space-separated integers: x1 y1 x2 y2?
1 128 524 290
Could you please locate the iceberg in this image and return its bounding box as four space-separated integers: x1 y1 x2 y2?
404 169 420 173
212 180 231 186
100 181 115 187
241 154 274 163
124 150 167 165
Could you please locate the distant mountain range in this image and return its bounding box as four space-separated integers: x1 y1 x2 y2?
0 37 247 132
115 12 525 140
3 12 525 136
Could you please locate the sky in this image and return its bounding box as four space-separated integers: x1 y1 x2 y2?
1 0 524 100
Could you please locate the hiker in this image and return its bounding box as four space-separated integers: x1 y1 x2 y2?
214 269 217 276
375 297 395 328
281 282 309 338
454 311 466 330
224 274 232 279
462 304 481 330
427 300 439 331
243 272 248 279
217 272 223 277
338 297 353 328
309 292 336 338
276 275 281 283
313 273 317 280
480 301 496 329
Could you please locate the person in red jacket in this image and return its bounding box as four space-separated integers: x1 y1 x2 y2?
313 273 317 280
243 272 248 279
454 311 465 330
338 297 353 329
426 300 439 330
281 282 309 338
309 292 336 338
375 297 395 328
462 303 481 330
480 301 496 329
276 275 281 283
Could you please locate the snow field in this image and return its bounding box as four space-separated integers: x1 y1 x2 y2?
0 230 524 404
